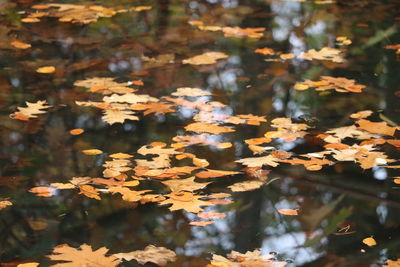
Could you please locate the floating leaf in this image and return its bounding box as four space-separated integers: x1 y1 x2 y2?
362 236 377 247
10 100 51 120
277 208 298 216
228 180 264 192
183 52 228 65
69 128 84 135
82 149 103 155
36 66 56 73
11 41 31 49
114 245 176 266
0 200 12 210
47 244 119 266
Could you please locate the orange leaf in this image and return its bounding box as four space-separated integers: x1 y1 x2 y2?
69 128 84 135
277 208 298 216
362 237 377 247
11 41 31 49
36 66 56 74
82 149 103 155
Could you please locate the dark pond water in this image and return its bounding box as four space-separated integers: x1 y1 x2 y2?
0 0 400 266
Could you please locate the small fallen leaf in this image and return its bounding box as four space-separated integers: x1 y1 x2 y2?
82 149 103 155
190 221 215 226
277 208 298 216
36 66 56 73
17 263 39 267
11 41 31 49
0 200 12 210
69 128 84 135
362 236 377 247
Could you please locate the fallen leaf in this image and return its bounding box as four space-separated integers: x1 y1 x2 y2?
185 122 235 134
362 236 377 247
10 100 51 120
228 180 264 192
82 149 103 155
183 52 228 65
357 119 396 136
171 87 212 97
277 208 298 216
114 245 176 266
36 66 56 73
11 41 31 49
160 192 212 213
69 128 84 135
47 243 119 266
161 177 210 192
190 221 215 226
0 200 12 210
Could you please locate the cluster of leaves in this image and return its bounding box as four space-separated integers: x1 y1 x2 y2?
21 3 151 24
3 0 400 266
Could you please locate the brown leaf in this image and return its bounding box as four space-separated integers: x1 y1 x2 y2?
161 177 210 192
0 200 12 210
185 122 235 134
11 41 31 49
228 180 264 192
79 185 101 200
183 52 228 65
114 245 176 266
47 243 119 266
357 119 396 136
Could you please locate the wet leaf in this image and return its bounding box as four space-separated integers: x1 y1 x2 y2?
114 245 176 266
10 100 51 120
185 122 235 134
362 236 377 247
69 128 84 135
161 177 210 192
160 192 212 213
11 41 31 49
183 52 228 65
0 200 12 210
82 149 103 155
278 209 298 216
47 244 119 266
36 66 56 73
228 180 264 192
